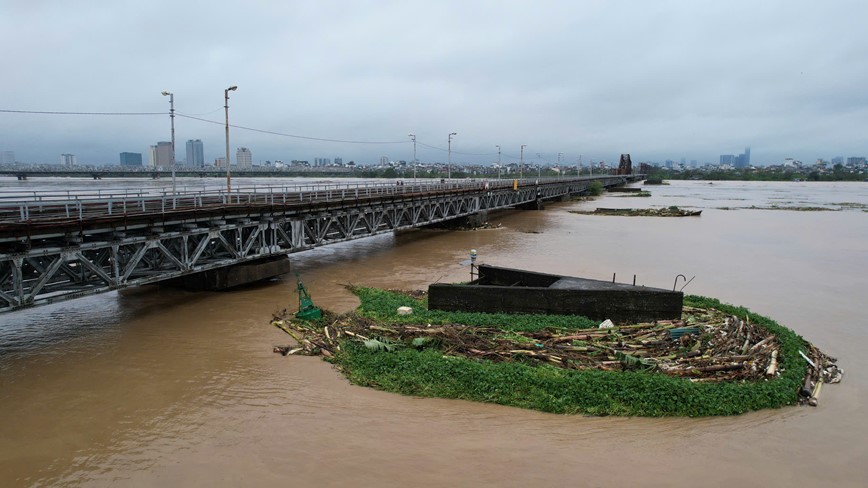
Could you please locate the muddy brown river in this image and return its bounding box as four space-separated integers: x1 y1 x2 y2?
1 180 866 487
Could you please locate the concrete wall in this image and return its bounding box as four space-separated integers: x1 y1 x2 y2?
429 265 683 323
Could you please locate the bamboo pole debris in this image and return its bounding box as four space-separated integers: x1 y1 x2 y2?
269 306 795 382
798 342 843 407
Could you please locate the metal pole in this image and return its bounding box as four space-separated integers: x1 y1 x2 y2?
224 85 237 195
496 145 501 179
520 144 526 179
409 134 416 181
558 152 563 179
161 91 176 193
536 153 541 178
448 132 457 179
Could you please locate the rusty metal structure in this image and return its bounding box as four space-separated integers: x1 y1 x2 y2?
617 154 633 175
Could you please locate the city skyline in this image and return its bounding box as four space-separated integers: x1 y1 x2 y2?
1 1 866 166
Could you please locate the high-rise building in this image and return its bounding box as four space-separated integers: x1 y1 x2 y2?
719 154 735 165
61 153 76 167
314 157 331 167
379 156 390 166
185 139 204 168
334 157 343 166
734 147 751 169
215 157 226 168
154 141 173 168
148 146 158 167
236 147 252 168
119 152 143 167
0 150 14 164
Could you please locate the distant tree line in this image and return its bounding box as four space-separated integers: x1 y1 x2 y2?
648 164 866 182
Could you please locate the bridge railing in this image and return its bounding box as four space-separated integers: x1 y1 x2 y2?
0 176 628 223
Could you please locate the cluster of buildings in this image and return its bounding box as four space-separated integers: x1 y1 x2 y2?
719 147 751 168
115 140 253 169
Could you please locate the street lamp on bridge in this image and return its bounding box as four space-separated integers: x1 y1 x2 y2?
520 144 526 179
496 145 501 179
409 133 417 181
224 85 238 194
161 90 176 193
447 132 457 179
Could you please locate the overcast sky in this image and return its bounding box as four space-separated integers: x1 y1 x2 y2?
1 0 866 166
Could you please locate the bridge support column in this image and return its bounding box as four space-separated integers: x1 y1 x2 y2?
517 199 545 210
426 210 490 230
166 255 291 290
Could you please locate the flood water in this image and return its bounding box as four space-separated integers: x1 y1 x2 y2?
1 179 867 487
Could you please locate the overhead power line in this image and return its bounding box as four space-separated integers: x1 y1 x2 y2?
176 113 407 145
2 107 522 157
0 109 163 116
417 141 498 157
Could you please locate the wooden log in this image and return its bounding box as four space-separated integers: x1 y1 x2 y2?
765 350 778 376
801 372 814 397
694 363 746 373
748 335 776 354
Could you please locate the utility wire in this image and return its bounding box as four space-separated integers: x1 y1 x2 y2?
0 109 163 116
1 107 529 157
416 141 498 157
176 113 407 145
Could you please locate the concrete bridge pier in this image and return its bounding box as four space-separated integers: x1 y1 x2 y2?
166 255 291 291
517 198 545 210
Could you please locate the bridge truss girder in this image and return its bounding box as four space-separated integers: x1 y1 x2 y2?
0 177 624 312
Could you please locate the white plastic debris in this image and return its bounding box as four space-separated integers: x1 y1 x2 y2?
397 306 413 315
598 319 614 329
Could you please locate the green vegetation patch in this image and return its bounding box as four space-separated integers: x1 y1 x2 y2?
278 289 810 417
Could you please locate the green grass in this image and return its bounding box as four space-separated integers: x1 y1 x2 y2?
331 289 808 417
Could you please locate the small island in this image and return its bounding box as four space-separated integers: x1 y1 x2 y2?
570 206 702 217
271 287 840 417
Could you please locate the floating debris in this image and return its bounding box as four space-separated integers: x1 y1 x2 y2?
798 343 843 407
271 305 792 382
570 206 701 217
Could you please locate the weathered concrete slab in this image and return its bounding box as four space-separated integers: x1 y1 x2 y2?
428 265 682 322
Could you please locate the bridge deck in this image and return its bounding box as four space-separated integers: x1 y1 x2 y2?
0 176 639 312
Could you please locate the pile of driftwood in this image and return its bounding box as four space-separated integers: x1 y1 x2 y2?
272 305 791 383
570 207 701 217
798 343 843 407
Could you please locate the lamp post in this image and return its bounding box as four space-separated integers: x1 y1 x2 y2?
578 155 582 177
557 152 563 179
161 90 176 193
447 132 457 179
496 145 501 179
409 133 417 181
520 144 526 179
224 85 237 195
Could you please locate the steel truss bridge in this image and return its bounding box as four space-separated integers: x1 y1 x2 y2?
0 176 636 312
